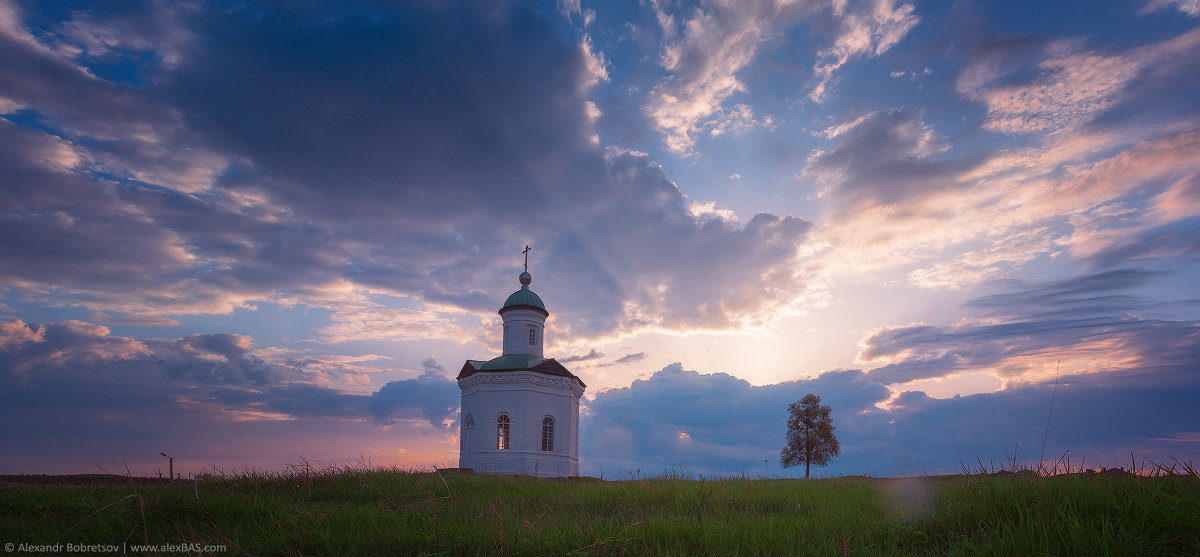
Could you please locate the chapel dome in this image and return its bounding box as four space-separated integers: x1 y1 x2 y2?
500 288 546 313
499 270 547 314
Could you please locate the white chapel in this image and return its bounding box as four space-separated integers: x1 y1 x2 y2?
456 249 586 477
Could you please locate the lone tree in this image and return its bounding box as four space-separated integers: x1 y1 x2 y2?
781 394 840 478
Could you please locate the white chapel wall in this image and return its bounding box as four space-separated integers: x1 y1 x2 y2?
459 372 581 477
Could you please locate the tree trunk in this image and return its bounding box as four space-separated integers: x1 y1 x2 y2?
805 460 810 479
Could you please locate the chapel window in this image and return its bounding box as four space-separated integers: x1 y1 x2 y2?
497 414 510 450
529 328 536 345
541 416 555 452
464 415 474 428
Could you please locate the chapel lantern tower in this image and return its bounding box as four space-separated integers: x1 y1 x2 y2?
499 247 546 358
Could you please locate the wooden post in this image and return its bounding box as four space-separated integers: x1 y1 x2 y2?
160 452 174 481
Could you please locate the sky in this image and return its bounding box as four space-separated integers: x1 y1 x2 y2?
1 0 1198 478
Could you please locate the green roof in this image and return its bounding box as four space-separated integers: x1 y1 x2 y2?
458 354 585 387
478 354 546 370
500 288 547 314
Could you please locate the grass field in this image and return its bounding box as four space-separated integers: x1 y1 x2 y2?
2 464 1198 556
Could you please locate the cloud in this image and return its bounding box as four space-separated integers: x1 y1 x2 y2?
686 199 740 225
1078 217 1200 270
542 157 814 338
4 268 1198 478
906 228 1057 290
957 27 1200 137
614 352 647 364
579 33 609 89
364 358 460 428
0 318 460 472
806 27 1200 289
560 349 604 363
0 123 202 308
889 67 932 79
859 270 1199 386
316 296 473 344
0 120 343 317
583 340 1200 476
0 1 817 344
210 356 459 429
160 2 600 223
705 103 773 138
1153 172 1200 221
156 333 280 385
597 351 648 367
583 363 890 474
805 110 965 208
90 312 181 327
0 320 149 374
0 1 176 140
809 0 920 101
41 0 197 68
959 44 1142 134
643 0 815 153
1141 0 1200 16
0 318 44 351
643 0 920 150
965 270 1159 316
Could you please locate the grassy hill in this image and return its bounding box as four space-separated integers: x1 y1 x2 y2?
1 467 1198 555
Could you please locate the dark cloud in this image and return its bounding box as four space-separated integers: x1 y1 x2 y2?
874 365 1200 473
216 370 459 431
582 359 1200 477
0 124 199 301
967 270 1158 313
0 0 814 339
953 32 1054 97
0 319 459 473
0 320 146 374
156 333 279 385
364 361 459 428
583 363 888 475
1085 28 1200 135
20 0 196 76
597 351 646 367
196 356 460 428
163 1 596 222
577 270 1200 476
560 349 603 363
861 270 1199 385
614 352 646 364
1080 217 1200 270
806 110 979 209
0 7 169 139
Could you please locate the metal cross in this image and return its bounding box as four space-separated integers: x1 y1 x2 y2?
522 245 531 272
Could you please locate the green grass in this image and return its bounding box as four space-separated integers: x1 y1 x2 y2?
1 466 1198 555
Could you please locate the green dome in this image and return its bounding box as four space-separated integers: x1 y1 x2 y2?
501 287 547 313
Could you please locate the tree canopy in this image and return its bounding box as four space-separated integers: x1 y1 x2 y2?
781 394 840 478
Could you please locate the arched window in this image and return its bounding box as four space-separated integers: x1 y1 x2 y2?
464 415 474 428
541 416 554 452
497 414 510 450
